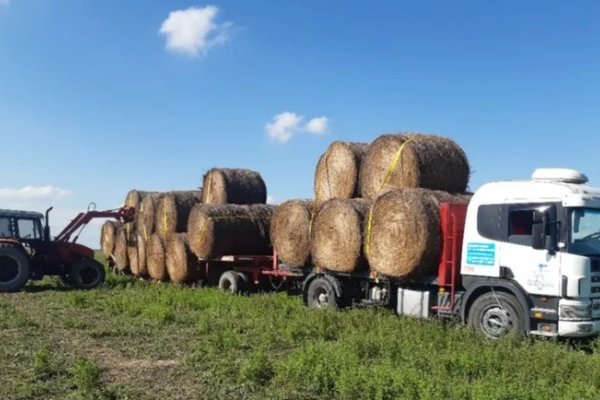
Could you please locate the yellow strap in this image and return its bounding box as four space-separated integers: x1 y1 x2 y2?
365 136 419 257
162 208 168 239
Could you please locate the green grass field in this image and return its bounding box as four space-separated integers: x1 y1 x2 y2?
3 258 600 399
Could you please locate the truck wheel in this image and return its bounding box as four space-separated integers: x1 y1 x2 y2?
69 258 105 290
218 271 247 294
306 277 339 309
0 245 30 293
468 291 525 339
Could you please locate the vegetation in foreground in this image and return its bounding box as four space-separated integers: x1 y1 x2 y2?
2 258 600 399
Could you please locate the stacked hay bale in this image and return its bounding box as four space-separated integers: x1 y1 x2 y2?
100 220 122 262
272 132 471 279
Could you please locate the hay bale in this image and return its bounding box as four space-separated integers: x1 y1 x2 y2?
124 190 159 242
202 168 267 204
155 190 203 240
365 188 470 279
187 204 274 259
314 141 369 202
136 234 148 277
270 199 314 268
166 233 201 283
136 193 161 241
147 233 167 281
311 198 372 273
359 133 470 200
113 228 128 272
100 220 122 259
128 245 140 276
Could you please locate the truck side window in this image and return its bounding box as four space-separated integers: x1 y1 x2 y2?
508 210 534 246
477 204 505 241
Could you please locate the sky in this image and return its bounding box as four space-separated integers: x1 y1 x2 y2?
0 0 599 247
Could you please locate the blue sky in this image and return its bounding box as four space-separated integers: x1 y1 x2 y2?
1 1 599 247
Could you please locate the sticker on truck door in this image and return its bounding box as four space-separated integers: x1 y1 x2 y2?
466 243 496 266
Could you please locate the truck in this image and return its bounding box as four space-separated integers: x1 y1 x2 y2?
0 205 133 292
300 168 600 338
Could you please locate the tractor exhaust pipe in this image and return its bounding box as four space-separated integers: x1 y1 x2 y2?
45 206 53 241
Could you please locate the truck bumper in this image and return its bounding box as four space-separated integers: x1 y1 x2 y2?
558 319 600 337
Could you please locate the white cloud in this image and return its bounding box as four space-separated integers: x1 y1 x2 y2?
0 185 71 201
159 5 231 57
266 195 276 205
305 116 329 135
265 112 303 143
265 112 331 143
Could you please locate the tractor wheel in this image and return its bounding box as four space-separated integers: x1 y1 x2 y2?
68 258 105 290
0 245 31 293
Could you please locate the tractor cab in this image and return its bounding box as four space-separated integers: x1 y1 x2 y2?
0 209 45 243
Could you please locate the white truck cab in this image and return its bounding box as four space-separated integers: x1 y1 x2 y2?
461 168 600 337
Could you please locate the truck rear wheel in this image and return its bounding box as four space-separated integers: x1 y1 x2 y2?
218 271 248 294
0 245 30 293
306 277 340 309
68 258 105 290
468 291 525 339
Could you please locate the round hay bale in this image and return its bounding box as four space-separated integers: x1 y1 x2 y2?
156 190 203 240
100 220 122 259
359 133 470 200
270 199 314 268
187 204 274 259
147 233 167 281
128 245 140 277
124 190 159 242
202 168 267 204
166 233 200 283
311 198 372 273
365 188 470 279
113 228 129 272
136 193 161 241
314 141 369 202
136 234 148 277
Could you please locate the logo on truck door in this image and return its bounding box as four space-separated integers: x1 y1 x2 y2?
466 243 496 266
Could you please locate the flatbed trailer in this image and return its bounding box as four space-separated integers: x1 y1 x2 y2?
197 253 305 293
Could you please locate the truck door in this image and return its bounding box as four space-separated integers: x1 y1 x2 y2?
498 204 561 297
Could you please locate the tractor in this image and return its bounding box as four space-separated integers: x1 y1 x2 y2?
0 205 133 292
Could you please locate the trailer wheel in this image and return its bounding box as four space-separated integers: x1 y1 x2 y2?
468 291 525 339
68 258 105 290
306 277 340 309
0 245 30 293
218 271 247 294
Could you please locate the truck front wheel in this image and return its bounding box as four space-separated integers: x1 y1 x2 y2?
68 258 105 290
468 291 525 339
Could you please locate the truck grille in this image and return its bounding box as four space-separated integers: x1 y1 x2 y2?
591 259 600 273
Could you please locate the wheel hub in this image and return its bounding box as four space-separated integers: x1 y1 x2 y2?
316 290 329 307
481 307 512 338
0 256 19 283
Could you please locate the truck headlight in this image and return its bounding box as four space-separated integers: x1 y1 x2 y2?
559 304 592 320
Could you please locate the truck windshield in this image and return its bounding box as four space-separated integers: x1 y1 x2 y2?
569 208 600 257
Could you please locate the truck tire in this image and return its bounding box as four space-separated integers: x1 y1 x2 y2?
0 245 30 293
68 258 105 290
306 277 340 309
218 271 247 294
468 291 525 339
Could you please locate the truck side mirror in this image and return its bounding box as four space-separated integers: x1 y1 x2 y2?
531 210 546 250
532 222 545 250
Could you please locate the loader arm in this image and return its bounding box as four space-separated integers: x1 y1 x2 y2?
56 207 134 243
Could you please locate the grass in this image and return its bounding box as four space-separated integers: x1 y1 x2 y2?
3 257 600 399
